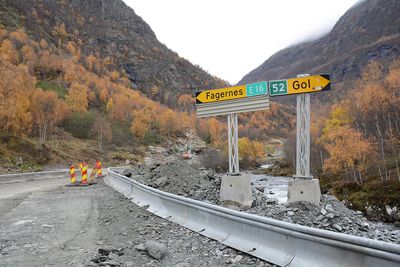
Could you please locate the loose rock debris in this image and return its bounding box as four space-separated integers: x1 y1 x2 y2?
94 181 273 267
122 155 400 245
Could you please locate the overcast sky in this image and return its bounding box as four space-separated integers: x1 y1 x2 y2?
124 0 361 84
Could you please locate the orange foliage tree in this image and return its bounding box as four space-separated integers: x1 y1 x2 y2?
106 93 133 123
238 137 265 164
321 126 375 184
31 89 68 143
131 109 151 139
9 29 28 46
65 82 88 112
0 60 35 137
0 39 19 64
177 94 195 113
159 109 180 137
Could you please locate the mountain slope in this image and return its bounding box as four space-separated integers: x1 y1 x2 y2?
239 0 400 99
0 0 227 106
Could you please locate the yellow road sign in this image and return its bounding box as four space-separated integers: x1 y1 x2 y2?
196 85 246 104
287 74 330 95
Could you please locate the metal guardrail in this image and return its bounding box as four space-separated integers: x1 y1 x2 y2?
0 170 69 184
105 167 400 267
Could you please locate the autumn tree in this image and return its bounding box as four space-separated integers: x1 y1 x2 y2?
151 86 159 97
208 117 225 147
131 109 151 139
238 137 265 165
0 60 35 137
106 93 132 123
65 41 77 56
39 39 49 50
110 70 119 82
91 115 112 149
321 126 375 184
320 105 352 139
177 94 195 113
31 89 68 143
85 54 98 73
21 44 37 63
65 82 88 112
9 29 28 47
20 44 37 74
0 39 19 64
160 109 180 137
52 23 68 47
0 28 8 39
99 88 109 104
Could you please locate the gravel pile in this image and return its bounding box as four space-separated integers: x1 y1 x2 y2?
249 191 400 243
126 160 221 199
124 158 400 245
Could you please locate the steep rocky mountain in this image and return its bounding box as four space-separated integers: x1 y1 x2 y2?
0 0 227 106
239 0 400 102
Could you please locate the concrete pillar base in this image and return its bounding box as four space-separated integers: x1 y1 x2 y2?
219 173 252 210
287 177 321 205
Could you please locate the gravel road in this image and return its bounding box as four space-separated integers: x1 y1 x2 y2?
0 174 272 266
0 174 67 200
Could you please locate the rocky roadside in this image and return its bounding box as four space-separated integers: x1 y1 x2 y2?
122 152 400 245
92 180 273 267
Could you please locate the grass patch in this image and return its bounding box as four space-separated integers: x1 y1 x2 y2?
36 80 66 99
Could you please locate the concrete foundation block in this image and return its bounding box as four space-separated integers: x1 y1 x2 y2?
219 173 252 210
287 178 321 205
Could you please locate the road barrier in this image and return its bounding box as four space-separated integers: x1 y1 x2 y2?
69 164 78 185
105 167 400 267
97 160 102 178
66 160 103 186
80 162 88 186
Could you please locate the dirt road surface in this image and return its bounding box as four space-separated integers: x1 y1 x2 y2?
0 174 271 266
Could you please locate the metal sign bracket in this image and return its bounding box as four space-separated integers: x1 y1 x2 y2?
227 113 240 175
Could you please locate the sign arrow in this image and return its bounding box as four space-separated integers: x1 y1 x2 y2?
196 85 246 104
269 74 331 96
287 74 330 95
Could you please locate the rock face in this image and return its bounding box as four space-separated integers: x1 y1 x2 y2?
0 0 227 105
239 0 400 102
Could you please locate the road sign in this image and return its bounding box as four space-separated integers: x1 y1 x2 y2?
246 81 268 97
269 74 330 96
196 81 267 104
196 85 245 104
269 80 287 96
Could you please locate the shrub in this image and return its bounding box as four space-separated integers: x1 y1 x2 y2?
63 111 95 139
111 122 135 146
